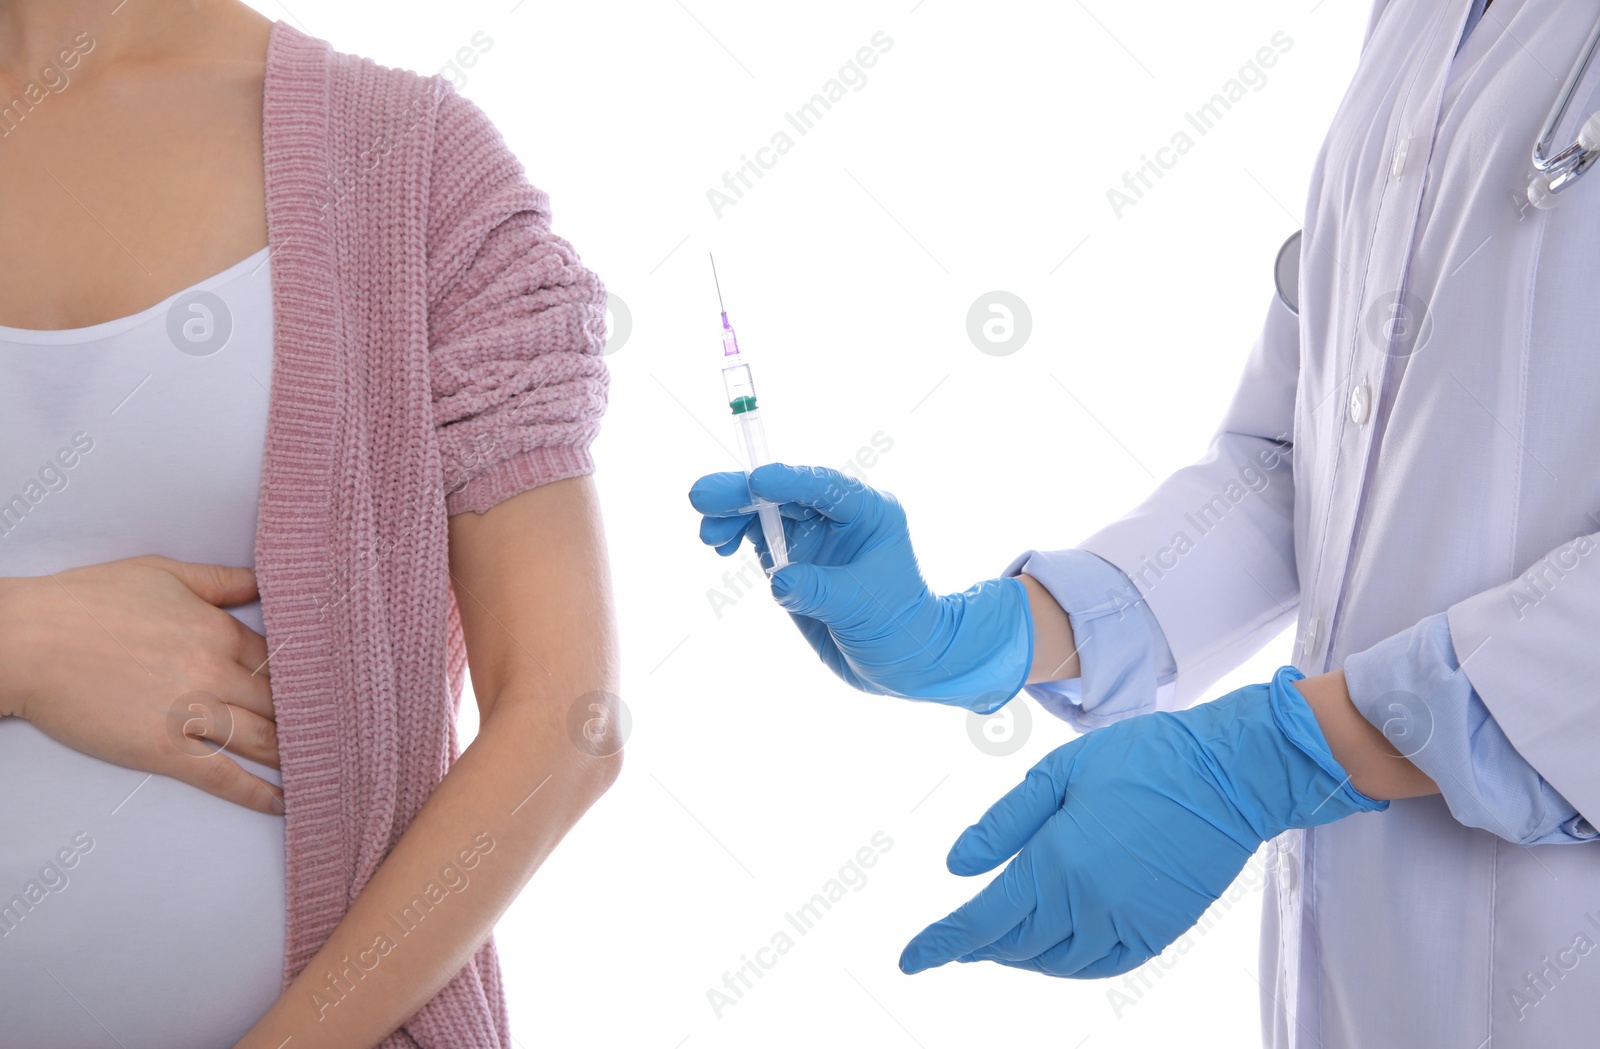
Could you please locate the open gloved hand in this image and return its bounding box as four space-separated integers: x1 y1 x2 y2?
899 666 1387 977
688 463 1031 713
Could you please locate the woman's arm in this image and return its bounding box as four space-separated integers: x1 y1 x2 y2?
234 474 621 1049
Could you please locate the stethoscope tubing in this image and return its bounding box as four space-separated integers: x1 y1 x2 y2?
1275 10 1600 314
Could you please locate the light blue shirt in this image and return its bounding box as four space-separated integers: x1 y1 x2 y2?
1005 548 1596 846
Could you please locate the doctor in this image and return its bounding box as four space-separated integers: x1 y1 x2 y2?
691 0 1600 1045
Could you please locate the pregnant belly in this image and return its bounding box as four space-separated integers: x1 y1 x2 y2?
0 717 286 1049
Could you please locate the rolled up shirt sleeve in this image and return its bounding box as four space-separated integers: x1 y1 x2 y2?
1343 611 1598 846
1002 548 1178 733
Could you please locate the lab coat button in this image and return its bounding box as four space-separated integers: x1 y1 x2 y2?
1299 616 1320 657
1350 383 1372 425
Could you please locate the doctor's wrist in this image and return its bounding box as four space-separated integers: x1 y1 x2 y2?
1293 669 1439 801
1019 573 1079 685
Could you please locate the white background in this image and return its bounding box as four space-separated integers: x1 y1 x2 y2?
253 1 1371 1045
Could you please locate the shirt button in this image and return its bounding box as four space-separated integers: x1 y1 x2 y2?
1349 383 1372 425
1391 134 1412 179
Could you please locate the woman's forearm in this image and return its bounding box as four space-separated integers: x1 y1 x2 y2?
233 696 619 1049
229 476 620 1048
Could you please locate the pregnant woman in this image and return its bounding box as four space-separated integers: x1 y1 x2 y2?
0 2 620 1047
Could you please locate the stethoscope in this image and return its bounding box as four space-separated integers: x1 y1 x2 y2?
1274 10 1600 316
1525 12 1600 208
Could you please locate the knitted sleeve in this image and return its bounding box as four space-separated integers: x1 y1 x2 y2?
424 79 610 516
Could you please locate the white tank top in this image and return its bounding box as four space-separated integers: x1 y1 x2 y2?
0 248 285 1048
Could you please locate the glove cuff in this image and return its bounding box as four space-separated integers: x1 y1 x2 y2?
937 575 1034 714
1270 665 1389 823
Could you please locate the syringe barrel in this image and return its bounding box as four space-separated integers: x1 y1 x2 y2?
735 408 789 571
756 501 789 572
736 404 770 468
722 358 757 413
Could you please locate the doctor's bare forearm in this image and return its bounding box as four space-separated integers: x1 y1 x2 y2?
1018 571 1437 801
1293 670 1440 801
1020 573 1081 684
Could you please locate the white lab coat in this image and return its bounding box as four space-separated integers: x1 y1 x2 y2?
1072 0 1600 1044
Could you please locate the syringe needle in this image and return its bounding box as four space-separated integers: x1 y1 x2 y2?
709 253 726 313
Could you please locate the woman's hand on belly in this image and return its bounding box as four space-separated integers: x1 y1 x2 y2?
0 554 282 815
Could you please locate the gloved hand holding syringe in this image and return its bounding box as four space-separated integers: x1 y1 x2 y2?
710 255 789 575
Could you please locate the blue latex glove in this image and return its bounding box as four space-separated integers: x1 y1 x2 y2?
688 463 1032 713
899 666 1388 977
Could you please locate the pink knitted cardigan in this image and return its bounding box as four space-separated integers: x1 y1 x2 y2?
256 20 607 1047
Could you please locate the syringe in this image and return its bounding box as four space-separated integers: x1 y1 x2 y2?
711 255 790 575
